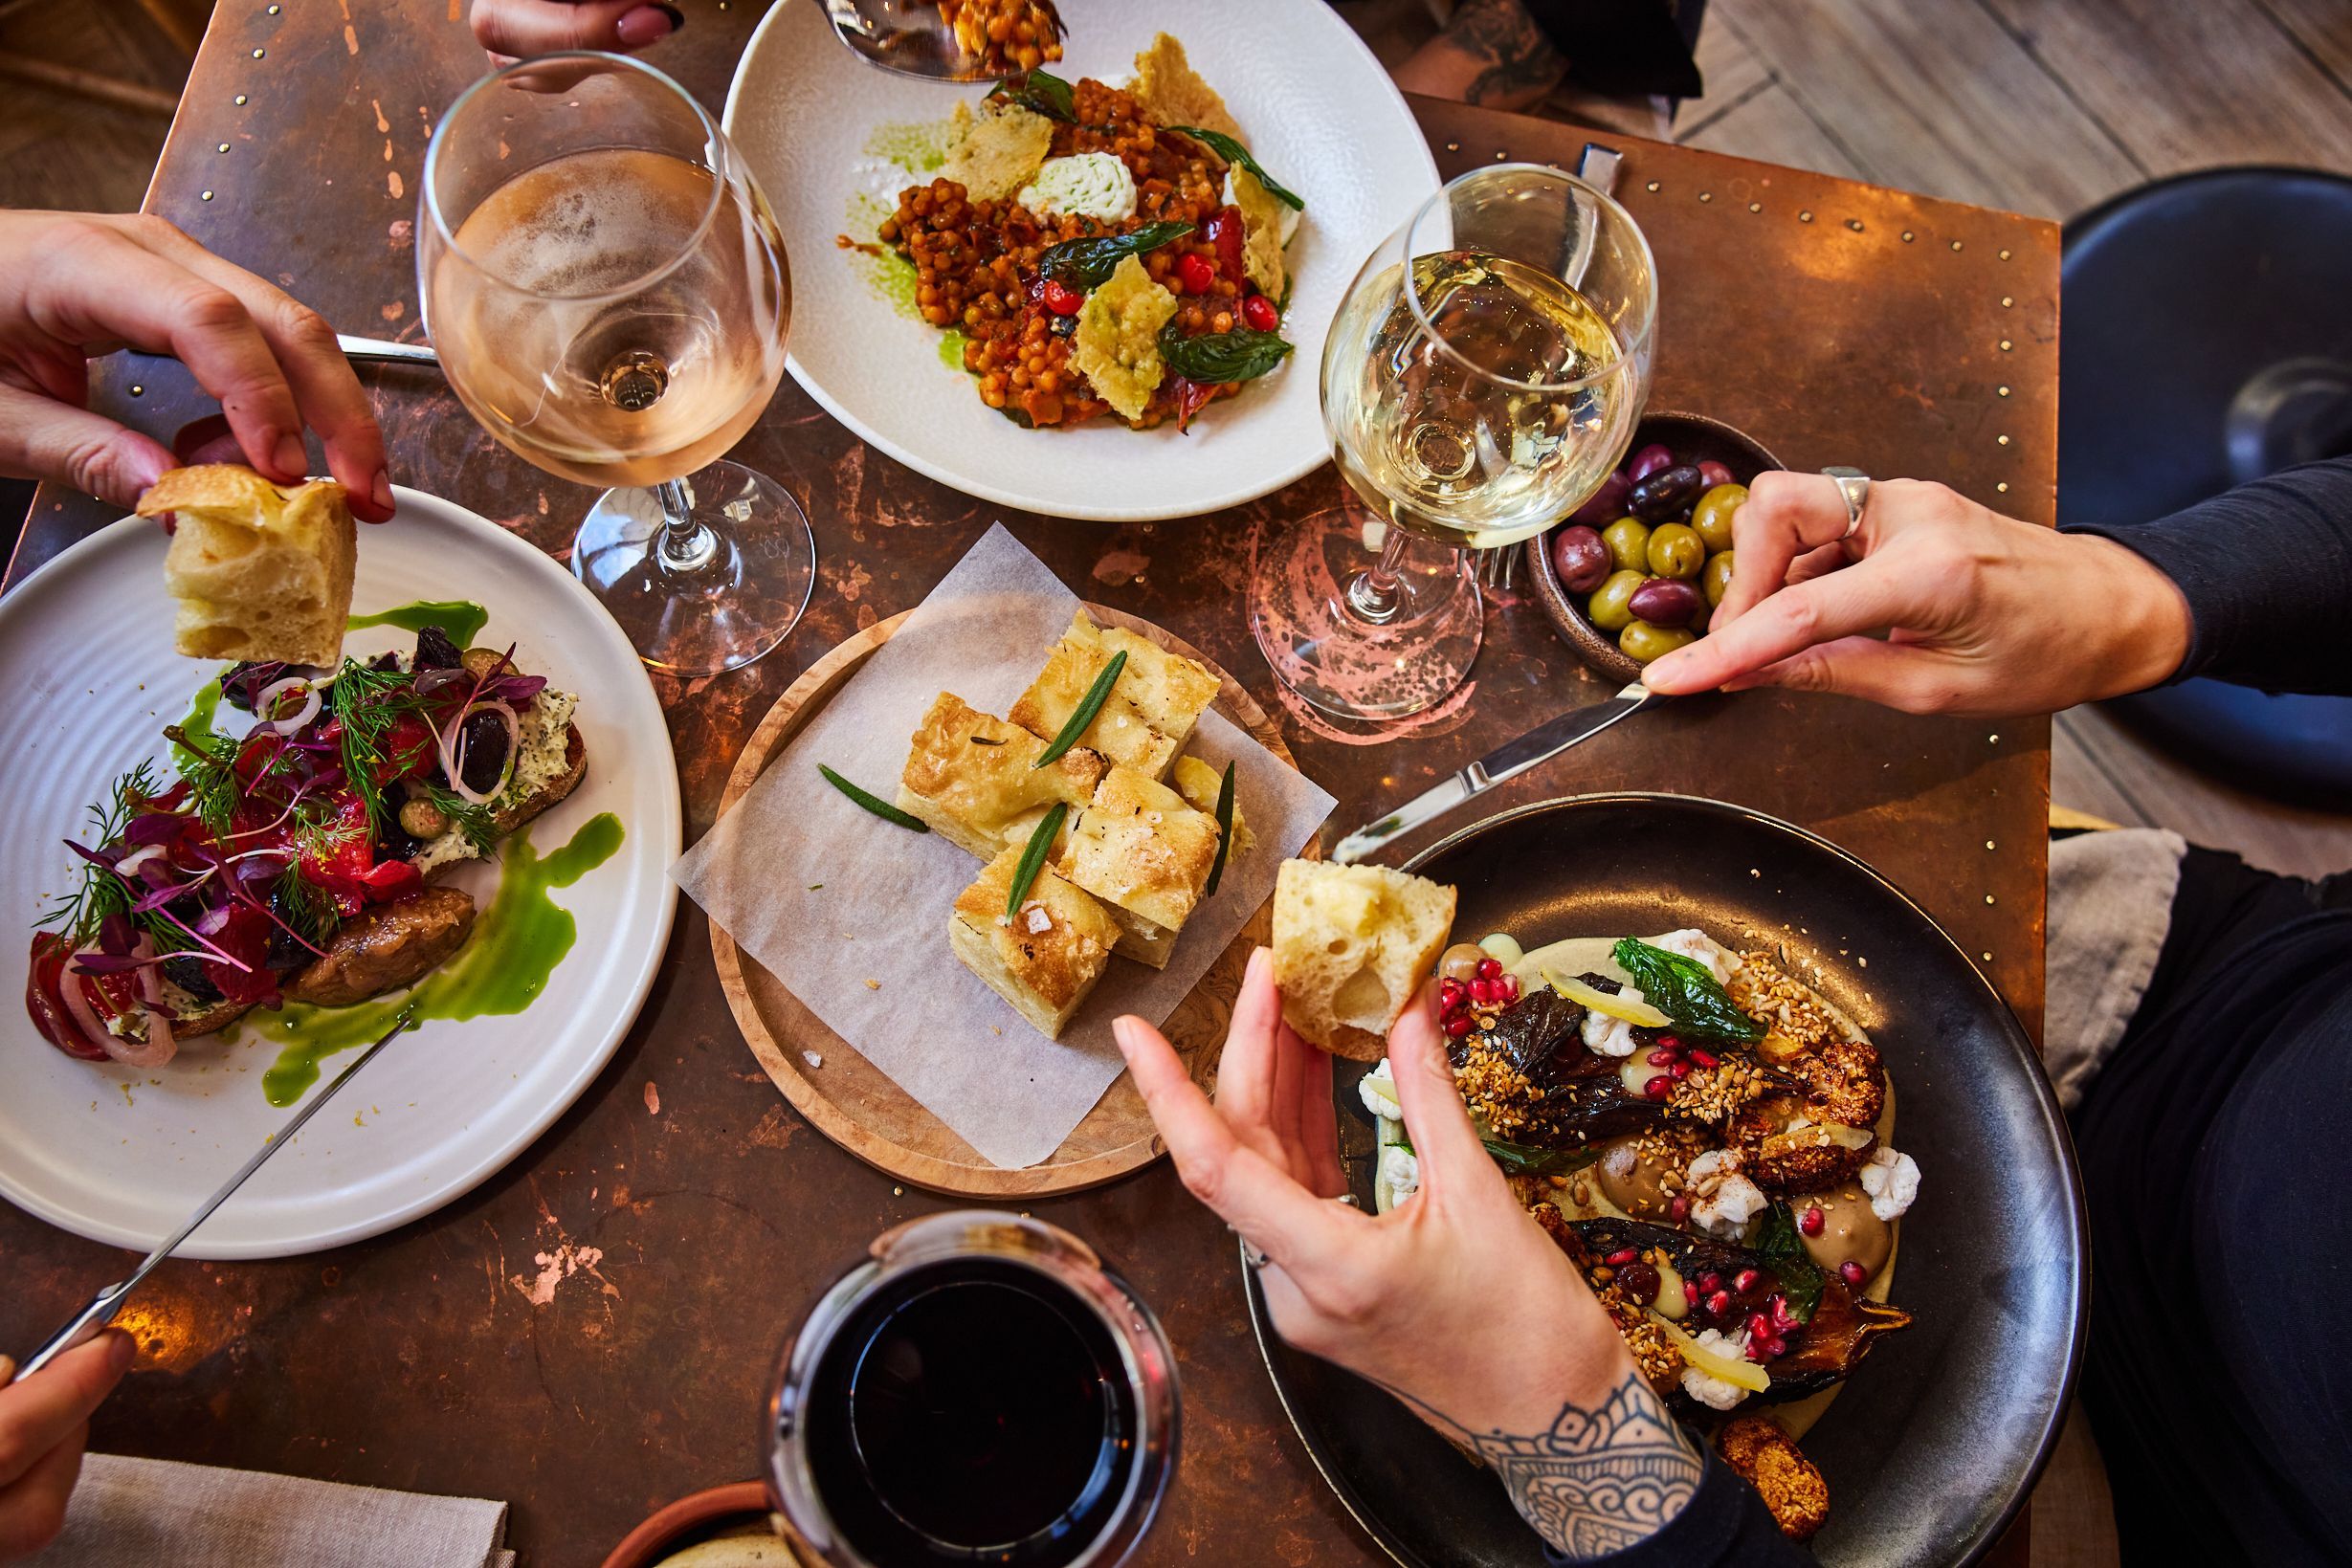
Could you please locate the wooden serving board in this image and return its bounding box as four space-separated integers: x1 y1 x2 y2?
710 605 1307 1198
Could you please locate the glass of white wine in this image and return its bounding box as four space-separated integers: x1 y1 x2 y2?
420 53 813 677
1251 164 1655 720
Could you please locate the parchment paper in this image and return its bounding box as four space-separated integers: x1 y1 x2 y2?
672 525 1336 1168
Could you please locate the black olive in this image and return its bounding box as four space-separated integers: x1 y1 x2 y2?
457 709 511 794
262 885 312 970
1629 463 1706 520
161 952 224 1004
413 626 464 671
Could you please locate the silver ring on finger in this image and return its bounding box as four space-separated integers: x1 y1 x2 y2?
1231 1226 1269 1270
1822 467 1871 540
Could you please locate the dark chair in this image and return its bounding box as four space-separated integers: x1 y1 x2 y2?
2061 166 2352 805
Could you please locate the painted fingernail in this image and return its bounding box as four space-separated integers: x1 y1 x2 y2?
615 4 682 45
371 468 394 515
273 432 307 478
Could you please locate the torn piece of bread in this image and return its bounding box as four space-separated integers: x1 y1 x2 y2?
1171 754 1252 858
1131 33 1241 141
951 846 1119 1040
940 97 1054 202
139 464 355 669
1009 610 1220 781
1060 765 1219 969
899 693 1104 860
1272 859 1456 1060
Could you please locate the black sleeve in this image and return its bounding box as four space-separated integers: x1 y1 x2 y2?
2061 455 2352 696
1541 1449 1811 1567
1518 0 1707 99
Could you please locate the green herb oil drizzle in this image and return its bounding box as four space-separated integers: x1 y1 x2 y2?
251 811 625 1106
172 677 228 777
346 598 491 648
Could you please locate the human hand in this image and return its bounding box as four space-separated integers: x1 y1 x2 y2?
1115 952 1699 1558
1641 473 2191 717
0 1330 133 1560
470 0 683 62
0 211 392 520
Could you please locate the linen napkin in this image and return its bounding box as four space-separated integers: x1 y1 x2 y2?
673 523 1336 1169
31 1454 512 1568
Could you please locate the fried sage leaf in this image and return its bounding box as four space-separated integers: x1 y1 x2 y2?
1166 125 1304 210
1036 222 1193 291
1611 937 1764 1043
1157 321 1294 385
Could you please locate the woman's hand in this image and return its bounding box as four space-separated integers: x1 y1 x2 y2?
1115 952 1700 1558
0 211 392 519
1640 473 2191 717
0 1331 133 1560
469 0 683 62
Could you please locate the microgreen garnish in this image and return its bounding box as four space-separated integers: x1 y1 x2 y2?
1034 651 1125 766
1005 802 1067 922
272 861 342 951
162 723 242 840
819 764 929 831
1204 760 1237 896
328 659 434 828
37 762 166 946
1166 126 1304 210
1037 223 1193 291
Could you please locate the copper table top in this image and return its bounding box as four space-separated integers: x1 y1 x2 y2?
1 5 2055 1564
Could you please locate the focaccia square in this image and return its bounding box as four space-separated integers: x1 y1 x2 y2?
898 693 1104 860
1060 765 1220 969
951 847 1120 1040
139 464 355 669
1009 611 1220 781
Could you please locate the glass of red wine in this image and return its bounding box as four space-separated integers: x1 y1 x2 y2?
766 1212 1178 1568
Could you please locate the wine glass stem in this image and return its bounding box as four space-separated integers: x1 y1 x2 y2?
1344 518 1414 625
655 477 720 576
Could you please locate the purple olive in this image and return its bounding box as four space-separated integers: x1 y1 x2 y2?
1628 443 1675 483
1697 459 1736 490
1628 576 1703 629
1567 470 1632 527
1630 463 1706 520
1551 525 1611 593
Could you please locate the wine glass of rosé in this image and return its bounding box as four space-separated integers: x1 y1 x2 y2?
1250 164 1655 719
419 53 813 677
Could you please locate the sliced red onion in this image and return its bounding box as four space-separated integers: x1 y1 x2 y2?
440 699 520 806
115 844 167 877
255 675 322 735
194 903 233 937
63 942 175 1068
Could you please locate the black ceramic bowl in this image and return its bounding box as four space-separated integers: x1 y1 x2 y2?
1247 795 2087 1568
1527 412 1785 685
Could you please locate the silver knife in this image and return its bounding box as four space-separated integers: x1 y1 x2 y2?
1331 683 1655 865
7 1013 412 1384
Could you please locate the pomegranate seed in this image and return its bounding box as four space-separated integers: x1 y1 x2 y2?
1470 977 1495 1005
1668 1196 1691 1223
1643 1074 1674 1100
1041 278 1084 316
1656 1034 1680 1051
1670 1059 1692 1079
1762 1336 1787 1358
1176 252 1217 296
1748 1312 1773 1342
1240 292 1278 332
1498 973 1520 1002
1606 1248 1638 1266
1769 1296 1797 1331
1840 1261 1868 1287
1443 1011 1474 1038
1687 1048 1718 1070
1646 1048 1678 1066
1698 1272 1721 1293
1476 956 1502 981
1705 1290 1731 1315
1439 979 1466 1010
1734 1269 1760 1292
1800 1205 1825 1236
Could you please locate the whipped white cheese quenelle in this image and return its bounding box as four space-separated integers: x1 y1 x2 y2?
1017 153 1139 224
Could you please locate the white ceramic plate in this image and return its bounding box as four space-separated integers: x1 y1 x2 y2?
0 489 681 1259
722 0 1440 521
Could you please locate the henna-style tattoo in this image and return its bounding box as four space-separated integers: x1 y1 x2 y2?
1444 0 1568 109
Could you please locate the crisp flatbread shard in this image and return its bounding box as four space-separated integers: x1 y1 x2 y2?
940 98 1054 203
137 464 355 669
1130 33 1241 141
1071 254 1179 422
1229 165 1288 300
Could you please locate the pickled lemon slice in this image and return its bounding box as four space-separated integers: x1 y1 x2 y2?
1653 1314 1770 1392
1545 972 1672 1028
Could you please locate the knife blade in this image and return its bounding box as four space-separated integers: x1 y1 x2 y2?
1331 683 1655 865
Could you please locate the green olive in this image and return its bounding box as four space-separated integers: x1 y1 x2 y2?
1620 620 1697 664
1702 550 1737 607
1586 569 1646 632
1600 518 1652 576
1646 521 1705 580
1692 483 1747 552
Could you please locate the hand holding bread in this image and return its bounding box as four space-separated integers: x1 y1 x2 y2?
138 464 357 668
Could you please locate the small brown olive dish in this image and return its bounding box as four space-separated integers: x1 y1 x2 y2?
1525 411 1786 685
600 1482 784 1568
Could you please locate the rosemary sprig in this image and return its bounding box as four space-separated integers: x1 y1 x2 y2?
819 764 929 831
1034 651 1125 767
1203 760 1237 896
1005 803 1067 922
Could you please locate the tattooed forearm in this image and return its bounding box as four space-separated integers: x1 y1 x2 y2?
1468 1374 1701 1558
1444 0 1567 109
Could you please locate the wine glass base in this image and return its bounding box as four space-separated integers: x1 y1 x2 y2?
1249 505 1482 720
572 459 816 678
